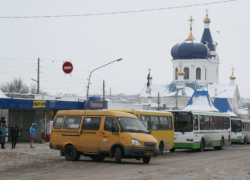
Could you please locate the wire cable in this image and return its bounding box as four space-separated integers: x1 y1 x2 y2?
0 0 239 19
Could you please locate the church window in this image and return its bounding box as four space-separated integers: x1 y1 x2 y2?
205 69 207 80
175 68 178 80
196 68 201 80
184 67 189 79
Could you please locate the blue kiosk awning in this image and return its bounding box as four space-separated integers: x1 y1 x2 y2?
0 98 107 110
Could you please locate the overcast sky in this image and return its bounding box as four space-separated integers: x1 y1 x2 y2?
0 0 249 98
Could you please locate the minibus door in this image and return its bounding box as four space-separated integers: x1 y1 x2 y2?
99 117 120 152
77 117 102 153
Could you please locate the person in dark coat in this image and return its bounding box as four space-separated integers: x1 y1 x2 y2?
10 123 19 149
0 119 7 149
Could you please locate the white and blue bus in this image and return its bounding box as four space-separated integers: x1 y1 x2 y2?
231 119 250 144
170 111 231 152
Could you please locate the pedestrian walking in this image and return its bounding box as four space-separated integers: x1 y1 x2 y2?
10 123 19 149
30 123 36 148
0 118 7 149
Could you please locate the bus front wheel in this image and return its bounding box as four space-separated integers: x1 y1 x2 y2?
215 138 224 150
243 137 246 145
198 139 204 152
115 147 122 163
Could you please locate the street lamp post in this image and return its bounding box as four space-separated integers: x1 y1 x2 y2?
31 78 39 94
86 58 122 98
175 81 196 110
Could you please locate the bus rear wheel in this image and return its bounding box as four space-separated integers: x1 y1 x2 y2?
143 157 151 164
170 148 175 152
64 146 78 161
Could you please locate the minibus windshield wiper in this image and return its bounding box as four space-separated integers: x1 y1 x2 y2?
126 129 137 132
135 130 150 134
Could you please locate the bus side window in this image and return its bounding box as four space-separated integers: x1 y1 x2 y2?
210 117 215 130
54 116 64 129
140 115 149 130
215 117 219 130
150 116 160 130
194 115 199 130
159 116 168 130
224 117 229 129
199 116 205 130
219 117 224 130
205 116 210 130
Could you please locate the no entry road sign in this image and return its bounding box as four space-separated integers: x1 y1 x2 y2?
62 62 73 74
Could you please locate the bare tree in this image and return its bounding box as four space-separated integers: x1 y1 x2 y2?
1 78 29 93
30 84 48 95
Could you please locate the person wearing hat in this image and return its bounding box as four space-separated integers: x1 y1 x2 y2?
0 118 7 149
10 123 19 149
30 123 36 148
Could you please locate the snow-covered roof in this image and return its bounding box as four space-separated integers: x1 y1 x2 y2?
0 90 9 98
213 98 237 117
207 84 237 98
140 83 194 98
140 82 238 99
237 109 249 115
182 91 219 112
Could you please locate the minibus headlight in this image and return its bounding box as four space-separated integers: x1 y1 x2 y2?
132 139 141 146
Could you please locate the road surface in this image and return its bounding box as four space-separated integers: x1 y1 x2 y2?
0 143 250 180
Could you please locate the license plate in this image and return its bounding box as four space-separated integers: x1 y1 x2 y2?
174 143 179 145
145 152 154 156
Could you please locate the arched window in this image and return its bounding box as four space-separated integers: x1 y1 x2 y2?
205 69 207 80
175 68 178 80
196 68 201 80
184 67 189 79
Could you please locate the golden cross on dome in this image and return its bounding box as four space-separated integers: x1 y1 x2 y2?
188 16 195 28
206 9 209 16
214 88 218 96
148 68 151 74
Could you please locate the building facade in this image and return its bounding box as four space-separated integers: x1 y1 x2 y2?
140 13 241 115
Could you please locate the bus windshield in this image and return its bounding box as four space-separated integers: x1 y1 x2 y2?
231 120 242 132
174 112 193 132
117 117 149 134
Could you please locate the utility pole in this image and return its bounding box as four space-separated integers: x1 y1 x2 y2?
37 58 40 94
103 80 105 101
157 92 160 109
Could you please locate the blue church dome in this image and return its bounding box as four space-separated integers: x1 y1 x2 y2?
171 40 211 60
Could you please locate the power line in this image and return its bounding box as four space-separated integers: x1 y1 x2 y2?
0 0 239 19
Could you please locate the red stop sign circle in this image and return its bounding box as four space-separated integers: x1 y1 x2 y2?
62 62 73 74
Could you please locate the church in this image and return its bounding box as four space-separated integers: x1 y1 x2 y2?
140 12 242 117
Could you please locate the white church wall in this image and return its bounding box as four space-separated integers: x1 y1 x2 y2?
172 60 219 84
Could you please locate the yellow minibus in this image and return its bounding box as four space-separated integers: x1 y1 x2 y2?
50 110 159 164
114 110 174 154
